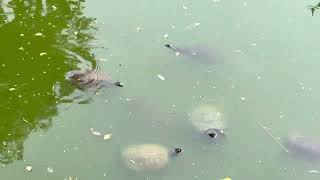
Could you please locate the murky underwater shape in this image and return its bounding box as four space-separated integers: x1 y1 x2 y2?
1 0 320 179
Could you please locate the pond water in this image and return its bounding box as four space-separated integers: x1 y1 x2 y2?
1 0 320 179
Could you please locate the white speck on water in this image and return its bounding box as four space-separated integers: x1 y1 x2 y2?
40 52 47 56
279 115 284 119
52 6 57 11
212 0 220 3
308 170 319 173
175 52 180 56
92 131 102 136
171 24 176 29
182 4 188 10
257 76 261 80
99 58 107 61
258 160 262 163
251 43 257 46
130 159 135 164
47 167 54 173
18 47 24 50
74 31 78 36
157 74 165 80
9 88 15 91
104 134 112 140
35 32 44 37
240 97 246 101
234 49 242 53
126 98 131 101
194 22 200 26
20 34 24 36
25 165 32 172
136 27 142 32
163 33 168 39
2 64 5 67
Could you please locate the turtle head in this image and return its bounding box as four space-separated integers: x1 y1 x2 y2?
170 147 182 157
114 81 124 87
165 44 173 48
204 128 226 139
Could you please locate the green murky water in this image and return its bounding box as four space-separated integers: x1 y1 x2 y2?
1 0 320 179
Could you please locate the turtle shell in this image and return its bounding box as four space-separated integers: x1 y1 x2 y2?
190 104 225 133
122 144 169 171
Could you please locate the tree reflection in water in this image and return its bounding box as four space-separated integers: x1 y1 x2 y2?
0 0 96 164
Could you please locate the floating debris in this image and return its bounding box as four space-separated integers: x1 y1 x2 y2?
9 88 15 91
47 167 54 173
136 27 142 32
157 74 165 80
104 134 112 140
194 22 200 26
40 52 47 56
163 33 168 39
34 32 44 37
240 97 246 101
182 4 188 10
25 165 32 172
99 58 107 61
52 5 57 11
308 170 319 173
92 131 102 136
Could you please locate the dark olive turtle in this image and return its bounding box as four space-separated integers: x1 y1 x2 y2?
65 69 123 89
165 43 216 63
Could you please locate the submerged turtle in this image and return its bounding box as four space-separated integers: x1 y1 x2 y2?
165 43 216 63
122 144 182 171
65 68 123 90
283 135 320 160
190 104 226 139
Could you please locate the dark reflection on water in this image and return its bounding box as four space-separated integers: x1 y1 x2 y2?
0 0 96 164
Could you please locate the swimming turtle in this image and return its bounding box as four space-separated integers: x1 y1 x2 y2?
65 68 123 90
190 104 226 139
165 43 216 63
122 144 181 171
283 135 320 160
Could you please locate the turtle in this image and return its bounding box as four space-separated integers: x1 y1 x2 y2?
164 43 216 63
189 104 226 139
122 144 182 171
283 135 320 160
65 68 123 90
